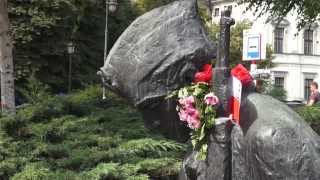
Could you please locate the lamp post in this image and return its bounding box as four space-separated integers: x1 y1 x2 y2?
67 42 75 93
102 0 118 99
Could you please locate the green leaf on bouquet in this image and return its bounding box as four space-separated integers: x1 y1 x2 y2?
165 90 178 99
178 88 189 98
192 87 202 97
199 124 206 141
206 116 215 129
205 105 213 114
191 137 197 148
197 144 208 160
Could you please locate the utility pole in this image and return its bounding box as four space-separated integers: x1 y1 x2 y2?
0 0 15 115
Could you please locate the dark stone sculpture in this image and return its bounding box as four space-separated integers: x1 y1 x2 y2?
179 89 320 180
212 10 234 117
232 92 320 180
179 9 320 180
99 0 320 179
179 9 234 180
99 0 215 141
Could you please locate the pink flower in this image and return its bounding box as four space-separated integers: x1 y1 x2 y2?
185 107 200 129
185 107 199 117
204 92 219 106
189 119 201 129
178 109 188 121
177 96 201 129
179 96 195 108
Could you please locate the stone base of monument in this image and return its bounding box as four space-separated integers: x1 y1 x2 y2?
139 98 190 142
179 117 232 180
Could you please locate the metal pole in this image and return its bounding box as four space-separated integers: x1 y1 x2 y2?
102 0 109 100
68 53 72 93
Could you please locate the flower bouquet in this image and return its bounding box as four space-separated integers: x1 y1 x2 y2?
167 64 219 160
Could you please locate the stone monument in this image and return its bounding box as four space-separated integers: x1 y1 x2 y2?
98 0 215 141
99 0 320 179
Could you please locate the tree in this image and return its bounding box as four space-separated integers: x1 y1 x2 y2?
133 0 211 16
206 20 274 69
239 0 320 29
0 0 15 114
134 0 174 14
208 20 251 67
8 0 138 95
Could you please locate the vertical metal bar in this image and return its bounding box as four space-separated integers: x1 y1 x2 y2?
102 0 109 100
68 54 72 93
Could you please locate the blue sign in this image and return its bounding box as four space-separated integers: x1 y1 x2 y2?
247 36 260 59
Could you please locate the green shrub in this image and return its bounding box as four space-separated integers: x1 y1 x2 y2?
45 171 80 180
17 96 68 122
83 163 122 179
137 158 181 178
11 163 51 180
263 85 287 101
0 159 23 179
296 104 320 134
17 74 52 105
64 85 117 116
0 85 187 179
0 116 27 138
83 163 149 180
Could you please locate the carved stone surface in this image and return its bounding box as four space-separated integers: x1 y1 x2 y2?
99 0 216 141
236 92 320 180
100 0 215 107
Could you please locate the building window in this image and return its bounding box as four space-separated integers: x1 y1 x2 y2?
304 78 314 100
304 29 313 55
273 71 287 90
214 8 219 17
274 27 284 53
275 77 285 89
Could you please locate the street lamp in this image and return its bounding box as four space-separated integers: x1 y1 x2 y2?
108 0 118 13
67 42 75 93
102 0 118 99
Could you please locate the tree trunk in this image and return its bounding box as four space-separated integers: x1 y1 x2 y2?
0 0 15 115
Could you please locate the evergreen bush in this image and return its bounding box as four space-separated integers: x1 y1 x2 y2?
296 104 320 134
0 85 186 179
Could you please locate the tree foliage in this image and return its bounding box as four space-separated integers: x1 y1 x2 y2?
9 0 138 94
239 0 320 29
206 20 274 69
208 20 250 67
134 0 175 14
9 0 212 97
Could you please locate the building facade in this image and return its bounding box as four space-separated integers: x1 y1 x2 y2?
211 0 320 102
